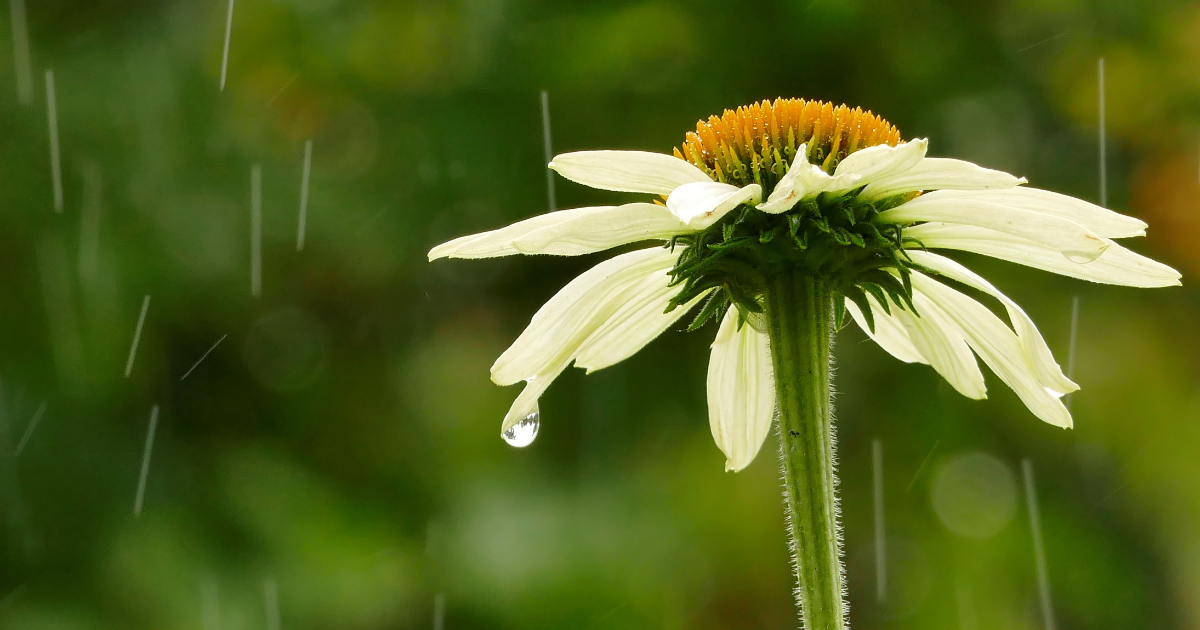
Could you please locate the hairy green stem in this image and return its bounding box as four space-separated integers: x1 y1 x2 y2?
765 271 844 630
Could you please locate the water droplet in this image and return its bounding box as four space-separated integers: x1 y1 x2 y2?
502 408 540 448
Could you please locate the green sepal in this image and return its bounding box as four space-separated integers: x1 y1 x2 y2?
842 285 875 333
687 290 730 331
859 282 891 314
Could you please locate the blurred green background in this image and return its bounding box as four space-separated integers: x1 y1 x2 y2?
1 0 1198 628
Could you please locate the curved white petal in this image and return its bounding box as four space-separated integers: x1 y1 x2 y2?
574 276 710 373
513 202 690 255
862 157 1025 200
500 367 565 434
907 250 1077 394
428 207 600 260
905 223 1181 288
845 297 927 365
549 150 711 196
491 247 677 388
917 188 1146 239
830 138 928 193
756 143 862 213
707 309 775 472
667 181 762 229
880 196 1109 262
892 292 987 399
757 144 828 213
910 271 1073 428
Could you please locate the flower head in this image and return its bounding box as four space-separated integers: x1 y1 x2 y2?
430 97 1179 471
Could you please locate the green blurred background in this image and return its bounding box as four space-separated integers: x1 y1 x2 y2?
1 0 1198 628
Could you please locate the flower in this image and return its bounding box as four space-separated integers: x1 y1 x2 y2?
429 98 1179 472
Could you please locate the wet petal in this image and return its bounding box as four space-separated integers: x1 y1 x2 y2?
574 276 710 373
491 247 677 388
917 187 1146 239
880 196 1109 262
707 309 775 472
499 367 565 435
905 223 1181 288
549 150 711 196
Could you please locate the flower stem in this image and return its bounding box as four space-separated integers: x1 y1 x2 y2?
764 270 844 630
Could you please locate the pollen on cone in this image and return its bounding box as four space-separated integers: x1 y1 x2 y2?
679 98 902 187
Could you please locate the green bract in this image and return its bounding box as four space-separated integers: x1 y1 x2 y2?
668 188 922 335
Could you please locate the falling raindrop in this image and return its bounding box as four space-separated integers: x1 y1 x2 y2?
502 408 540 448
9 0 32 106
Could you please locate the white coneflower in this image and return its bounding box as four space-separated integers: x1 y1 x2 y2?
428 98 1179 630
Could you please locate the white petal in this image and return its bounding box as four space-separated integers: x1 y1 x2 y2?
428 207 599 260
549 150 711 196
862 157 1025 199
500 367 564 433
892 292 987 399
707 309 775 472
755 143 862 213
830 138 928 192
667 181 763 229
916 187 1146 239
907 250 1077 394
905 223 1181 288
574 275 710 373
512 202 690 255
491 247 677 387
910 271 1073 428
845 297 927 365
758 145 825 213
881 196 1109 262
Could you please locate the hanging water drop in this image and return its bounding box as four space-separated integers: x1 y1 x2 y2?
502 408 540 448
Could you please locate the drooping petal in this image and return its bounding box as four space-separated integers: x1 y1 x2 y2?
500 367 565 435
491 247 677 388
512 203 690 255
910 271 1073 428
905 223 1182 288
428 207 600 260
907 250 1077 394
880 196 1109 262
845 297 927 365
667 181 763 229
573 274 710 373
707 309 775 472
829 138 928 193
862 157 1025 200
916 188 1146 239
549 150 711 196
892 292 988 399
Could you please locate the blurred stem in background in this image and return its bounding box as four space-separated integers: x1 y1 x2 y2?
766 271 844 630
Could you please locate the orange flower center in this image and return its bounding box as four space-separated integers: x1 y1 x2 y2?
675 98 902 189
